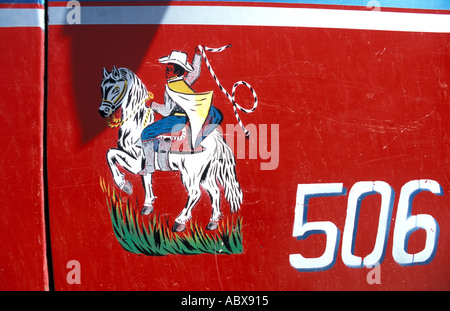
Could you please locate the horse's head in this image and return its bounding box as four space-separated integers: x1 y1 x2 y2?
99 66 128 118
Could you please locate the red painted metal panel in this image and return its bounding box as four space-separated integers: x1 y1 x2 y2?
2 0 448 293
47 11 449 290
0 22 48 290
0 1 429 295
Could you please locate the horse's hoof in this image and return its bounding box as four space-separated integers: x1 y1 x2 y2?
206 221 219 231
172 222 186 233
140 204 153 215
122 181 133 195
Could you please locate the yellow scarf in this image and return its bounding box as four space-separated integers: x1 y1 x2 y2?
167 78 196 94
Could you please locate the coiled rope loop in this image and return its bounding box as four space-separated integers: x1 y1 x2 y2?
198 44 258 137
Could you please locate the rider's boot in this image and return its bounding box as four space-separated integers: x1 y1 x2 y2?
157 137 172 171
140 140 156 176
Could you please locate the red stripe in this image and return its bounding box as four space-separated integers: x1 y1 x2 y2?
47 1 450 14
0 3 44 9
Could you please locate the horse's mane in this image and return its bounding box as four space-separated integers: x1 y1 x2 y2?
116 68 153 154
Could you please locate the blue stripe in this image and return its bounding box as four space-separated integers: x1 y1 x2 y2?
46 0 450 11
0 7 45 28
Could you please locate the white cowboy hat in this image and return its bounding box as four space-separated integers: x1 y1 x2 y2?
158 50 194 72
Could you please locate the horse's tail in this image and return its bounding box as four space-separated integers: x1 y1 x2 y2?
209 130 243 213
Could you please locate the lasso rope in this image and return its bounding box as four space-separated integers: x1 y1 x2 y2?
198 44 258 137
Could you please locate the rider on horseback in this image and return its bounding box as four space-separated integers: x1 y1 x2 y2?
140 48 223 176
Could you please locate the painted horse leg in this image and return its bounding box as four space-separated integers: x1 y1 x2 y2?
173 185 201 232
106 148 142 194
201 177 222 230
140 173 156 215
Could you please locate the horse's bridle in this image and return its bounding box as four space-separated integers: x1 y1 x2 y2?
101 80 128 113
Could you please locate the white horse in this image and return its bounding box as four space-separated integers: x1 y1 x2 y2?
98 66 243 232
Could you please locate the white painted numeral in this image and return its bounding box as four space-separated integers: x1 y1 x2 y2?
392 179 442 266
290 183 346 271
341 181 394 268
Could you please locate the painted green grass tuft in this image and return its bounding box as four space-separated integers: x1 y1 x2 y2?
101 177 243 256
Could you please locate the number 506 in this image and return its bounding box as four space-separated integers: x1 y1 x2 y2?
290 180 443 271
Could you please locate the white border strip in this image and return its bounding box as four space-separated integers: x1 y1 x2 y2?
0 8 45 30
48 5 450 33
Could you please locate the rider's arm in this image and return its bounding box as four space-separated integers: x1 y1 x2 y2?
151 91 176 117
151 102 167 116
185 51 202 86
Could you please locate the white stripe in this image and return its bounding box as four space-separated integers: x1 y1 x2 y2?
48 5 450 33
0 8 45 30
